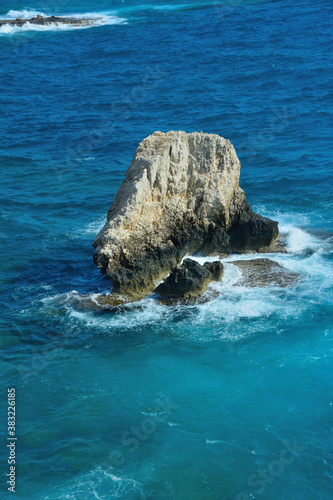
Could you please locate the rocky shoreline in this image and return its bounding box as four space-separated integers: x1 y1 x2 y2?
0 15 101 28
93 131 287 299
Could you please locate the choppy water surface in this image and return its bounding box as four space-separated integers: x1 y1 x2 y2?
0 0 332 498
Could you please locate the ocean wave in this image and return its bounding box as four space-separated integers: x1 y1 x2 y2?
281 224 321 254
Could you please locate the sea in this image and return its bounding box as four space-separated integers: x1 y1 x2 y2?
0 1 332 498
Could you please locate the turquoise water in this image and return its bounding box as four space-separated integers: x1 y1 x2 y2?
1 0 332 498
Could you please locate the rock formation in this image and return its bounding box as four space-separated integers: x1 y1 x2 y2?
0 15 101 28
154 258 223 300
93 131 279 297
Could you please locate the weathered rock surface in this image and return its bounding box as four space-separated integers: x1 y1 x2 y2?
231 258 299 287
154 258 223 300
0 15 100 28
93 131 279 297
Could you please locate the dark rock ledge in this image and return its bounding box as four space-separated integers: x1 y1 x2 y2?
0 15 101 28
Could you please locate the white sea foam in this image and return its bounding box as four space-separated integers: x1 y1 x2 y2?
280 224 321 253
81 218 106 237
68 297 171 331
75 156 96 161
42 277 297 342
6 9 46 19
42 466 143 499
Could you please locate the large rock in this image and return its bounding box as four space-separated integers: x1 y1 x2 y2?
93 131 279 296
154 258 223 300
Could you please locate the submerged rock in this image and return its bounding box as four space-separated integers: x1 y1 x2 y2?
231 258 299 287
154 258 223 300
70 293 131 311
93 131 279 297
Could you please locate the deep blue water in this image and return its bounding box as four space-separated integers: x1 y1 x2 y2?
0 1 332 498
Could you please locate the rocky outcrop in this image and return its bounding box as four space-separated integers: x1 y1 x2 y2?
93 131 279 297
68 258 298 312
154 258 223 300
231 258 299 287
0 15 101 28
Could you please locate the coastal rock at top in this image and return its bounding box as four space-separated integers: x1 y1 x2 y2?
0 15 100 28
93 131 279 297
154 258 224 300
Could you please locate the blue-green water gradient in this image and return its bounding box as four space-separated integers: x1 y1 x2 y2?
0 0 332 498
